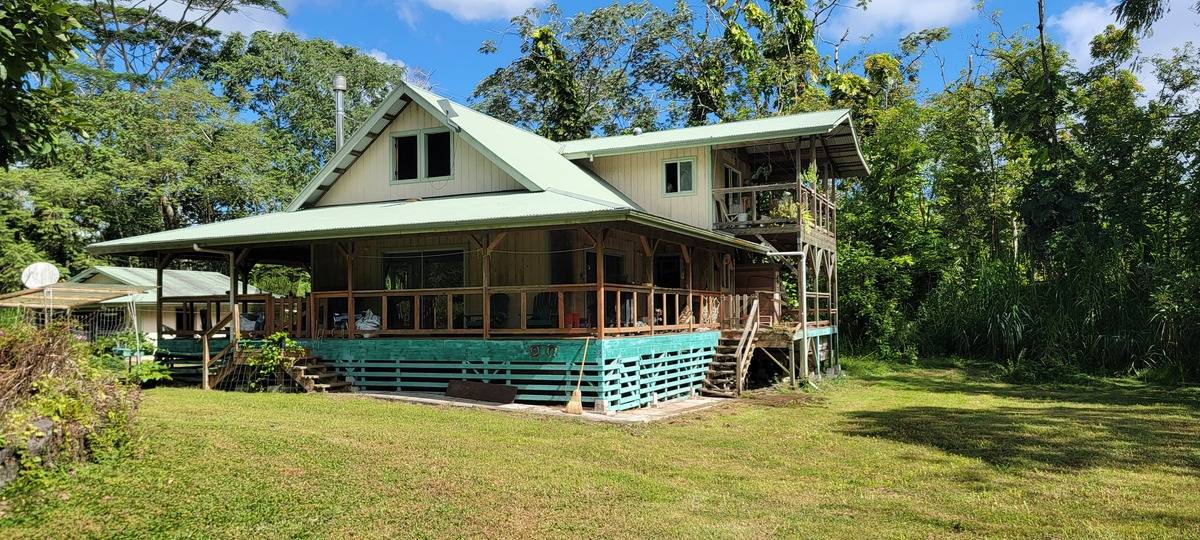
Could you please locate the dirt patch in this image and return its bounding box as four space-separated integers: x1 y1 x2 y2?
742 391 827 408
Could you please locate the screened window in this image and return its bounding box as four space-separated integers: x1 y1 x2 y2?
664 158 695 194
382 250 465 290
393 135 418 181
425 131 452 178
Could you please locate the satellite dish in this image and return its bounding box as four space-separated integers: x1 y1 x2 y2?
21 262 60 289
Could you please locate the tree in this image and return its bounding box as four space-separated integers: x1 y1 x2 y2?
473 2 689 138
0 0 84 168
1113 0 1200 34
206 31 405 184
69 0 285 88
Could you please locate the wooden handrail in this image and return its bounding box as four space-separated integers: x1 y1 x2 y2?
202 304 238 390
733 297 760 395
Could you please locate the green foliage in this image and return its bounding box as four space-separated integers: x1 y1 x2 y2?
240 332 303 390
0 0 84 168
206 31 405 183
473 2 692 136
0 323 141 488
89 332 169 386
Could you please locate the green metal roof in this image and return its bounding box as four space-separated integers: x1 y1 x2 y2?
90 190 761 255
557 109 869 177
67 266 257 304
287 82 637 212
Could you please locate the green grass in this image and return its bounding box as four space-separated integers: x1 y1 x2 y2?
3 359 1199 539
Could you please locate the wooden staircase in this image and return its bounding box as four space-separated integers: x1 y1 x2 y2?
288 354 352 393
205 349 352 393
703 297 761 397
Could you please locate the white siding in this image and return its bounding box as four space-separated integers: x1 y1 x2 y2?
316 103 523 207
581 145 713 229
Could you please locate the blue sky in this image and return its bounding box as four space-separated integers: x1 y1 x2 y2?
210 0 1200 102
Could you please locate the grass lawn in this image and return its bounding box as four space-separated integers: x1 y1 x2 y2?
2 359 1199 539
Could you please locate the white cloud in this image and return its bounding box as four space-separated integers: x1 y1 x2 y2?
821 0 976 42
394 0 546 24
1050 0 1200 91
366 48 406 67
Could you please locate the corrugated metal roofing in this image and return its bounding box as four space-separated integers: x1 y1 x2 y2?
67 266 258 304
557 109 849 156
91 191 626 255
556 109 869 177
88 190 764 256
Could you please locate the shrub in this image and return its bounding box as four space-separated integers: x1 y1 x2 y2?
240 332 304 390
0 323 141 489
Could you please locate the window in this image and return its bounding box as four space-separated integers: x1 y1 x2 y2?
393 135 418 181
664 158 694 195
391 129 452 182
382 249 465 290
425 131 452 178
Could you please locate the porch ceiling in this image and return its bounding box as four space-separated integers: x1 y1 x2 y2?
87 190 766 256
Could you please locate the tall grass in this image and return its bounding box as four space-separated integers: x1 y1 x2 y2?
916 255 1199 382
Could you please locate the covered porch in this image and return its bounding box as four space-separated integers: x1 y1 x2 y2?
153 221 751 342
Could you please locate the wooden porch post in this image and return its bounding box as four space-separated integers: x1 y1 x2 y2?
338 241 355 339
798 246 809 380
681 244 693 331
155 254 165 341
595 227 607 339
639 235 656 335
480 232 505 339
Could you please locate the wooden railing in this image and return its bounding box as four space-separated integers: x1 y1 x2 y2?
161 293 308 339
733 297 760 395
712 182 835 240
165 286 746 340
201 304 238 390
309 284 726 338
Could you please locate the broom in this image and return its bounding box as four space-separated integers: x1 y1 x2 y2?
564 337 591 415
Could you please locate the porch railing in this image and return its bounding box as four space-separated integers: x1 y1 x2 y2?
712 182 835 241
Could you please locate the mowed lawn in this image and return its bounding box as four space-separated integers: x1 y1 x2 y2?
3 360 1199 539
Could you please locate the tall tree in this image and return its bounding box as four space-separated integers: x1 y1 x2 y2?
206 31 405 184
70 0 284 89
473 2 688 138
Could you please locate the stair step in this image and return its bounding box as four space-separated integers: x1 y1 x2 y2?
313 381 351 392
302 372 339 381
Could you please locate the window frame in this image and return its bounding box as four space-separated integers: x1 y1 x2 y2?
662 156 697 197
389 127 454 184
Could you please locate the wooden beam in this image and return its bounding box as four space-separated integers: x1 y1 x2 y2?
485 232 507 254
596 227 607 339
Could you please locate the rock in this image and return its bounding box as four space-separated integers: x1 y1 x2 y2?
0 447 17 488
26 419 54 456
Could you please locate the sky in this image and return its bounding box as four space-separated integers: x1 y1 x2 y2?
205 0 1200 102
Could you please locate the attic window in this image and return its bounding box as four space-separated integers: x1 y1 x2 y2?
393 135 418 181
391 128 453 183
426 131 451 178
664 158 695 195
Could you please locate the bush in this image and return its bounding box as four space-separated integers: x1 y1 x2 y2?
0 323 141 489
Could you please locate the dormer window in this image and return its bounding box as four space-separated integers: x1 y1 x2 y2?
663 158 695 195
392 128 452 183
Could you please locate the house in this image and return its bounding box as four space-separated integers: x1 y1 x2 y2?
67 266 259 343
87 81 867 410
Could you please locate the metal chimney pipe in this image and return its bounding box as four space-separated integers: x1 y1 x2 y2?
333 74 347 150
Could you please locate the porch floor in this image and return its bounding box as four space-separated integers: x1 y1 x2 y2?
349 390 727 424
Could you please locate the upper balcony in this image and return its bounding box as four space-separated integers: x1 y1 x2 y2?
709 136 840 251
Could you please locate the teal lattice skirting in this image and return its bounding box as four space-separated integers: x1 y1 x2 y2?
157 332 718 412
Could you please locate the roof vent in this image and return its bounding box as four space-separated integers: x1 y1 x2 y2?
632 127 644 136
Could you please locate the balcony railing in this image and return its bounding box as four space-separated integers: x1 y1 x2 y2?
712 182 835 241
